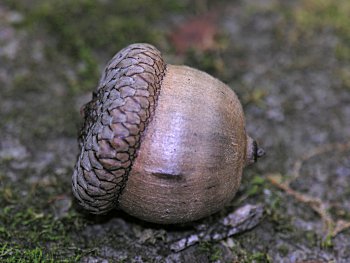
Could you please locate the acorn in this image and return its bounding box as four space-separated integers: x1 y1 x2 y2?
72 43 264 224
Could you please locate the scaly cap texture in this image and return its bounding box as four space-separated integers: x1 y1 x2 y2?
72 44 166 214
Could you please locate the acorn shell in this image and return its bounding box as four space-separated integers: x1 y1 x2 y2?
119 65 247 224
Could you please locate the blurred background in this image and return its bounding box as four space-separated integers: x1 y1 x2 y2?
1 0 350 262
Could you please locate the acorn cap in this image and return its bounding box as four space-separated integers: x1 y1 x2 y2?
72 44 166 214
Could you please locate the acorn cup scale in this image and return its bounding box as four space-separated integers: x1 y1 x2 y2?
72 43 264 224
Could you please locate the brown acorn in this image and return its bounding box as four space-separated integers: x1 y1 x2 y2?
72 43 264 224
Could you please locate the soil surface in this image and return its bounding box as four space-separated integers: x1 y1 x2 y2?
1 0 350 262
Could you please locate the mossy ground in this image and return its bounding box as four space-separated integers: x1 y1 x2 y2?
1 0 350 262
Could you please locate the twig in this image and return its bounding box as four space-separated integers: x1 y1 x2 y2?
267 141 350 238
287 141 350 184
267 174 333 233
169 204 264 252
333 220 350 237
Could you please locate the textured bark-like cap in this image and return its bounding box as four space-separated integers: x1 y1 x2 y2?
72 44 166 214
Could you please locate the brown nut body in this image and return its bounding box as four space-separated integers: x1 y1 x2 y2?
72 43 264 224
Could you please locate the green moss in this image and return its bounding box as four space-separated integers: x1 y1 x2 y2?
0 210 87 261
277 244 289 257
304 231 318 247
0 242 87 263
247 252 272 263
245 175 267 197
322 232 334 249
0 244 49 263
198 241 223 262
264 189 294 233
228 239 272 263
0 178 89 261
